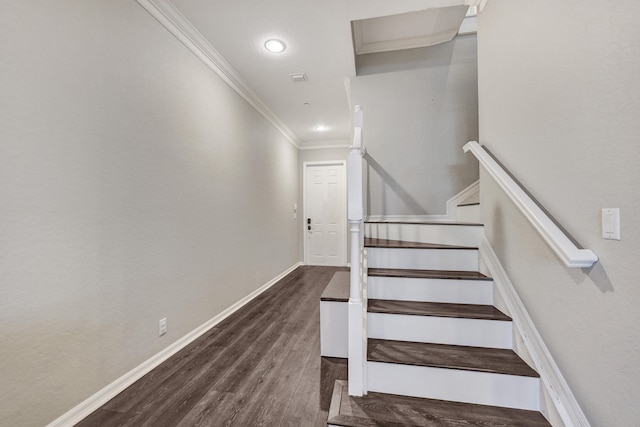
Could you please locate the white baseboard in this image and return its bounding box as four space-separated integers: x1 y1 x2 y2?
366 180 479 223
47 262 303 427
479 239 590 427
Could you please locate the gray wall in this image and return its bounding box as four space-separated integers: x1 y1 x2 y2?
350 36 479 217
0 2 299 426
478 1 640 425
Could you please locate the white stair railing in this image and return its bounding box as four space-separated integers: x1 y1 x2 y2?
348 105 367 396
463 141 598 268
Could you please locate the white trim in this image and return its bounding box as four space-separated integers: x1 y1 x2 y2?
348 300 365 396
46 262 303 427
368 312 512 349
457 15 477 36
303 161 348 266
480 238 591 427
364 222 484 247
464 0 489 11
344 77 353 116
446 180 479 220
135 0 300 148
367 246 479 271
464 141 597 268
367 361 540 411
320 300 349 358
365 180 480 223
366 214 451 222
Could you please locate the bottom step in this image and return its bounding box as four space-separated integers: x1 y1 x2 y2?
327 380 550 427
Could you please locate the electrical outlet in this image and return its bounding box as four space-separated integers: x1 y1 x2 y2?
159 318 167 336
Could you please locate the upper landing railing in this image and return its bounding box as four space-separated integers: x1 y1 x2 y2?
463 141 598 268
347 105 366 396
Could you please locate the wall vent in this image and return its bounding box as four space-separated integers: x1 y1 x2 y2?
290 73 308 83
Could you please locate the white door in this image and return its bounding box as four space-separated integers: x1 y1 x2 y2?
304 162 347 266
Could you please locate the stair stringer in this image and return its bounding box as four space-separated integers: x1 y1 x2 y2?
480 237 591 427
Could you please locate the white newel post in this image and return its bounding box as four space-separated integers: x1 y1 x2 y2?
348 106 366 396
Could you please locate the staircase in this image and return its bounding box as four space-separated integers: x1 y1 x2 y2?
325 220 552 426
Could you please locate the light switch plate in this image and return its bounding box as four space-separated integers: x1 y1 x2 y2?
159 318 167 336
602 208 620 240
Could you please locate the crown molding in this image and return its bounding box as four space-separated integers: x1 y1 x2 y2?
135 0 300 148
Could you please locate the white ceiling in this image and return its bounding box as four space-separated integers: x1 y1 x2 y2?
157 0 477 148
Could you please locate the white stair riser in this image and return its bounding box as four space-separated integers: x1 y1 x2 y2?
367 362 540 411
367 247 478 271
368 313 512 349
456 204 480 223
365 223 483 246
320 301 348 358
368 276 493 305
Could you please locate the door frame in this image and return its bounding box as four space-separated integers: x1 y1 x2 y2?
303 160 347 266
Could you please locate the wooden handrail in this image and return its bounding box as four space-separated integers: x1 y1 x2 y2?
463 141 598 268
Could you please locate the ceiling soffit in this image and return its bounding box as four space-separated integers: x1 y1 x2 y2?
352 6 469 55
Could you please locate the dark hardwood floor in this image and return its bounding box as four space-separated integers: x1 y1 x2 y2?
368 267 492 281
77 265 346 427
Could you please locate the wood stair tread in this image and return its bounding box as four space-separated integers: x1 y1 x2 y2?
368 267 492 281
364 238 476 250
328 380 550 427
367 339 539 378
365 220 483 226
368 299 511 321
321 271 350 302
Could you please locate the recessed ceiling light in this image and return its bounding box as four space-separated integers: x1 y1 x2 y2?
264 39 286 53
314 125 329 132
